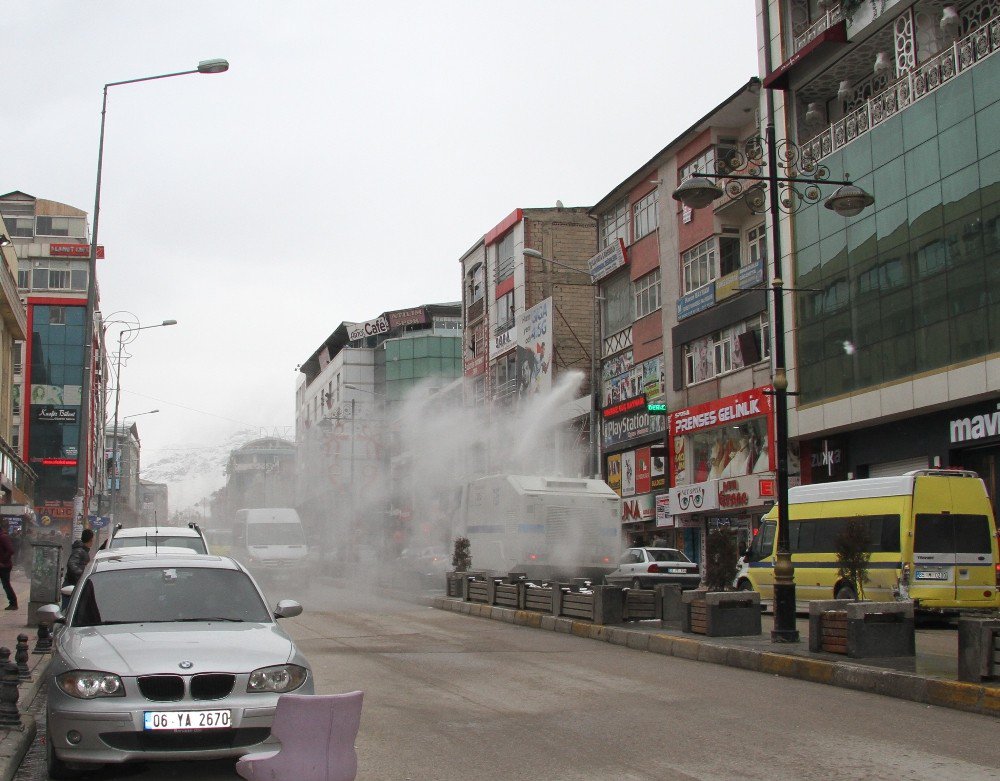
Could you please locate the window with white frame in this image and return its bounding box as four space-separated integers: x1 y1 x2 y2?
634 269 661 319
682 238 717 293
496 290 515 332
35 216 86 238
495 231 516 282
633 189 659 241
29 261 87 292
683 315 770 385
679 148 716 183
747 223 767 265
601 199 629 248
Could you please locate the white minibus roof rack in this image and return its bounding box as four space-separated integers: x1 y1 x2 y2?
904 468 980 478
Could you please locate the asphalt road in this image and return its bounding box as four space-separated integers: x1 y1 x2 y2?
17 581 1000 781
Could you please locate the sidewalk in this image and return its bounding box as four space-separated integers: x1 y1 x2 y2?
433 595 1000 718
0 569 51 781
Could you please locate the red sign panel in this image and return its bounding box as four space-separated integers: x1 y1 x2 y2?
49 243 104 259
759 479 775 497
669 386 773 436
635 446 651 494
602 395 646 419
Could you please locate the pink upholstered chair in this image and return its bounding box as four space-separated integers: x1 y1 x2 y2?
236 691 364 781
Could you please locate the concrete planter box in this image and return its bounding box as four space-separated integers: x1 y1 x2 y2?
808 599 915 658
957 617 1000 682
681 590 762 637
658 584 685 627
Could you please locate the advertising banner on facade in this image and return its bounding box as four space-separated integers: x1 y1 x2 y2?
603 407 666 449
621 494 655 524
603 352 664 407
588 238 626 282
621 450 635 497
516 297 552 400
669 387 775 487
387 307 428 329
655 494 672 527
669 480 720 516
607 453 622 494
346 314 390 341
635 446 651 494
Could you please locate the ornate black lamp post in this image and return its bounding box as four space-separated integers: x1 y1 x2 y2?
673 123 873 642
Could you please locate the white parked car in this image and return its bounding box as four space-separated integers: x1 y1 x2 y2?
40 551 311 778
604 547 701 590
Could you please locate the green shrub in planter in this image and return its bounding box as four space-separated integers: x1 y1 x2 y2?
835 518 871 599
452 536 472 572
704 528 739 592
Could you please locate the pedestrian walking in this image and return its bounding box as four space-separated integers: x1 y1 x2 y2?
0 520 16 610
62 528 94 610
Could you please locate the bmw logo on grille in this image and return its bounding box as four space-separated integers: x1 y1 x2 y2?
178 661 194 670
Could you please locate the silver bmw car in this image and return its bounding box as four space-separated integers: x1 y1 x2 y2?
39 551 313 779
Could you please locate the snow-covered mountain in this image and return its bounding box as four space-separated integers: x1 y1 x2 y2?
139 428 263 514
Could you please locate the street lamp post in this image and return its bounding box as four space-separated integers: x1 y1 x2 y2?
522 249 600 479
78 58 228 525
108 321 177 525
672 123 874 643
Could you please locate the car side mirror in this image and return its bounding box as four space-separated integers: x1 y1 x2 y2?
273 599 302 619
37 603 65 624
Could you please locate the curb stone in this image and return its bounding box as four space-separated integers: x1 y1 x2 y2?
0 654 50 781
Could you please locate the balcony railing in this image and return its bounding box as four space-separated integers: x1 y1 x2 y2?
802 19 999 162
793 5 845 55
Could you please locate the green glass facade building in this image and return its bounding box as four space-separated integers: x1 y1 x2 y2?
794 52 1000 404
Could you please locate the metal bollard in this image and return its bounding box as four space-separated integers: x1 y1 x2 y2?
33 622 53 655
15 635 30 681
0 652 20 728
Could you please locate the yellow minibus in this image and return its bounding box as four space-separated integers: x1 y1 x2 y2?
737 469 1000 612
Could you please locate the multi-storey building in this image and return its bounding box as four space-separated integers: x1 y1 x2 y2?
460 207 597 477
104 422 143 527
0 191 104 540
219 437 297 523
758 0 1000 512
0 217 34 518
137 479 169 526
296 303 463 556
588 79 768 557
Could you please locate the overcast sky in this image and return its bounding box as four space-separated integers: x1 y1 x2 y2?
4 1 758 508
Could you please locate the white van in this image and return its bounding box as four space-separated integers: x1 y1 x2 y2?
232 508 310 590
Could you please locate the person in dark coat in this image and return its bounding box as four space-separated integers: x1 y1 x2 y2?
0 520 16 610
61 528 94 610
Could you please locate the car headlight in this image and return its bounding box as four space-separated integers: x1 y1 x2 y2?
56 670 125 699
247 664 308 693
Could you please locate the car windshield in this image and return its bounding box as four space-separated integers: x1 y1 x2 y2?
70 567 271 627
648 549 691 563
110 536 207 554
247 523 305 546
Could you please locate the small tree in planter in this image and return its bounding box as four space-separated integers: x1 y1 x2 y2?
835 519 871 600
704 528 740 592
682 527 760 636
452 536 472 572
